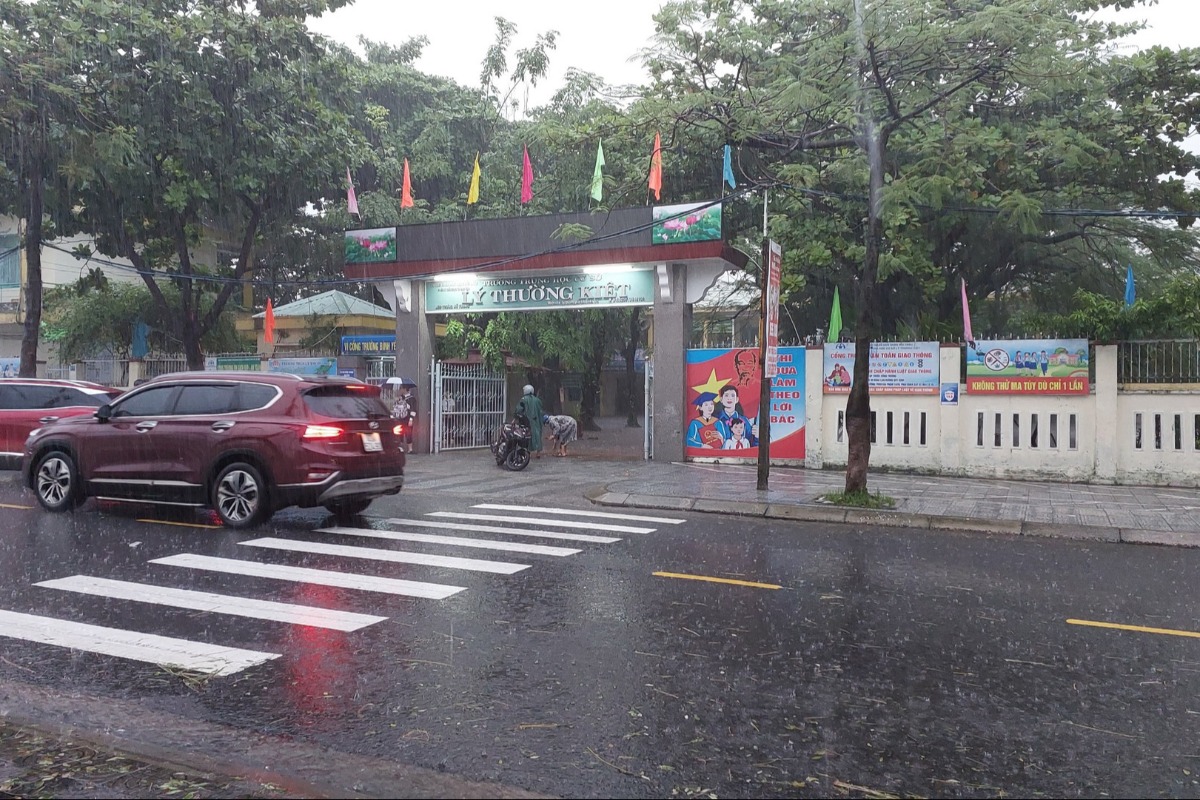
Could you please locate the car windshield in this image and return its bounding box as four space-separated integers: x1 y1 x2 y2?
301 386 389 419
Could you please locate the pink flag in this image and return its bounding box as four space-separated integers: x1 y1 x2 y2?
520 145 534 204
961 278 975 345
346 167 359 216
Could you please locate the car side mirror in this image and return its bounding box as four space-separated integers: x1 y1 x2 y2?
96 404 112 422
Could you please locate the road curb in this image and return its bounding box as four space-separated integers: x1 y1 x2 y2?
587 484 1180 547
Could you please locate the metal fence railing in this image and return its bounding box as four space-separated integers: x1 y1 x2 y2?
1119 339 1200 384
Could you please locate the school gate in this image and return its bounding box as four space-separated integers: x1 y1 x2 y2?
342 205 747 460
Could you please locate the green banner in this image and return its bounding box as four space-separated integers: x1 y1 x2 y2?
205 356 261 371
425 269 656 313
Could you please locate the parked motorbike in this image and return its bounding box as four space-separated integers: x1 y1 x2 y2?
491 413 532 471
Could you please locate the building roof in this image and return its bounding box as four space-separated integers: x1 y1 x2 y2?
253 290 393 319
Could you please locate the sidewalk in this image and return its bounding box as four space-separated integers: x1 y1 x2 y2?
422 415 1200 548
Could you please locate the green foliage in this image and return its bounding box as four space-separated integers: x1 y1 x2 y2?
819 490 896 509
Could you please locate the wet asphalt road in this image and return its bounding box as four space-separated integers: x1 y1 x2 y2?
1 469 1199 798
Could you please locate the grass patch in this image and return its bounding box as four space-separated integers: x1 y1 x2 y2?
818 490 896 509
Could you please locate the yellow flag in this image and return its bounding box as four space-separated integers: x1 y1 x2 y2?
467 153 481 204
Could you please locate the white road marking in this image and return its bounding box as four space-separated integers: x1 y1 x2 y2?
240 538 528 575
0 608 277 676
35 575 385 632
150 553 465 599
382 517 621 544
472 503 686 524
316 526 581 557
428 511 655 534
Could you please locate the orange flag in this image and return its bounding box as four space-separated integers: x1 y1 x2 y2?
400 159 414 209
264 298 276 344
648 131 663 201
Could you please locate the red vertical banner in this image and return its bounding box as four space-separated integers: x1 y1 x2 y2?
763 240 782 378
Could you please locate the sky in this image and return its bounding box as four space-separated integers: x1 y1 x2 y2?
307 0 1200 108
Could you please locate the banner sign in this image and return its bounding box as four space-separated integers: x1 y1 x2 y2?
0 358 18 378
684 347 805 460
344 227 397 264
822 342 940 394
763 240 782 378
341 335 396 356
966 339 1089 394
652 202 722 244
425 269 656 313
268 357 337 376
204 356 260 371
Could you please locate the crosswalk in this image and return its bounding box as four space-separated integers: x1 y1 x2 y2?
0 502 686 676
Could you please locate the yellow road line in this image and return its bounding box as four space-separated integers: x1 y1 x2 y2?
1067 618 1200 640
653 571 781 590
136 518 222 530
0 503 33 510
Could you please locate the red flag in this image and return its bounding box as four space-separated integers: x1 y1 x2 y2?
520 145 534 204
400 159 414 209
648 132 662 201
346 167 359 216
264 298 276 344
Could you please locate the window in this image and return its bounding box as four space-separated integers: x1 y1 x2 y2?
1135 413 1143 450
870 411 877 444
113 386 178 417
902 411 910 445
836 410 844 443
976 412 984 447
886 411 894 445
172 384 237 416
234 383 279 412
1012 414 1020 447
994 413 1002 447
1069 414 1078 450
302 386 390 418
919 412 927 446
1155 413 1163 450
1175 414 1183 451
1030 413 1039 448
1049 414 1058 449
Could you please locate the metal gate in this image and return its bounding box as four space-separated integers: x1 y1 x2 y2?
431 359 508 452
643 356 654 460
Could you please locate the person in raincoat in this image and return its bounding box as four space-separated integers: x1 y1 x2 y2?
515 384 545 458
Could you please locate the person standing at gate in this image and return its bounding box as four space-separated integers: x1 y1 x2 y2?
392 384 417 454
515 384 545 458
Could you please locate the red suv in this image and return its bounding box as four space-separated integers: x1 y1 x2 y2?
22 372 406 528
0 379 123 469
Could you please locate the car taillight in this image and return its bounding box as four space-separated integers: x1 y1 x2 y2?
303 424 343 439
393 424 405 435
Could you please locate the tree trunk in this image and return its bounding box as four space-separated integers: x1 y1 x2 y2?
182 310 204 370
844 127 886 495
19 159 43 378
623 307 641 428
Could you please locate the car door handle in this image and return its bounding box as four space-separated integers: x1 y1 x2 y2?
211 421 235 432
38 416 60 425
135 421 157 432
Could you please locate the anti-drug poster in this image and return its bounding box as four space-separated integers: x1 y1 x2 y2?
965 339 1089 394
684 347 805 460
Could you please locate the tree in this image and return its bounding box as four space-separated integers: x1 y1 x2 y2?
56 0 360 369
642 0 1200 493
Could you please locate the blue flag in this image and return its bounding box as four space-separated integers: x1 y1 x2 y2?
722 144 736 189
1124 264 1135 307
131 321 149 359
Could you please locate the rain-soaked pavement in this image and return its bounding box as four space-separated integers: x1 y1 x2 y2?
2 441 1200 798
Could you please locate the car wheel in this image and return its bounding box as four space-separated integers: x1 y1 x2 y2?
33 450 84 512
211 462 269 529
504 446 530 471
323 498 372 519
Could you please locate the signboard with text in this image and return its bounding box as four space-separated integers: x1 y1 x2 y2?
684 347 805 460
425 269 656 314
822 342 940 394
341 335 396 356
966 339 1089 394
763 240 782 378
267 357 337 376
204 356 260 371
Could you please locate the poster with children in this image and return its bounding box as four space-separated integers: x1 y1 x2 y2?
965 339 1089 394
684 347 805 461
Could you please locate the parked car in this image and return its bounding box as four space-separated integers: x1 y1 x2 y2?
0 379 124 469
22 371 406 528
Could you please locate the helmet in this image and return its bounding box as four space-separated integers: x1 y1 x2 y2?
523 384 534 395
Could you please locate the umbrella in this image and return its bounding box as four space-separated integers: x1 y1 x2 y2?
385 376 417 388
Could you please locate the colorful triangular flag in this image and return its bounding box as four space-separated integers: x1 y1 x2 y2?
467 153 481 205
826 287 843 343
648 132 662 201
521 145 534 204
345 167 359 217
400 159 414 209
723 144 736 189
590 139 605 203
961 278 975 347
264 298 276 344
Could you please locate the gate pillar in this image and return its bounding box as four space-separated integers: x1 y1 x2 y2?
652 263 692 462
383 278 435 455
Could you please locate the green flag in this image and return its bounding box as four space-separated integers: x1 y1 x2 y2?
590 139 605 202
826 286 843 343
